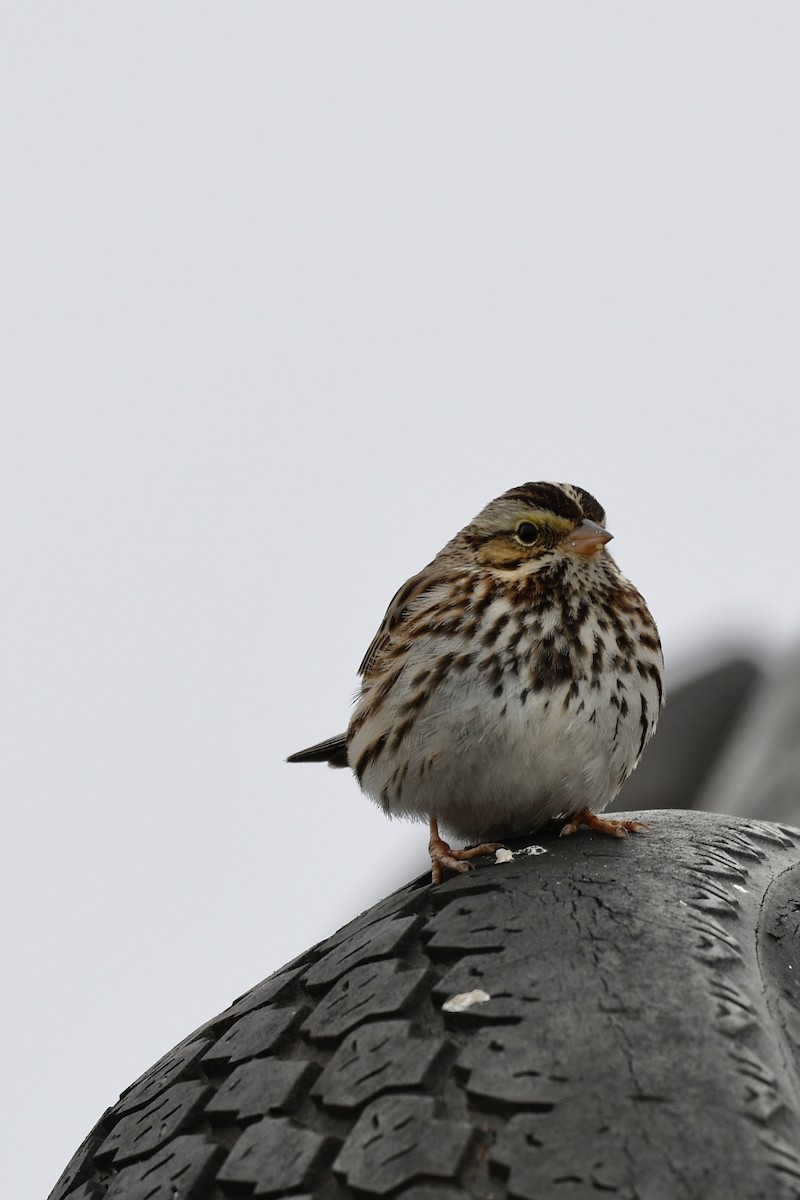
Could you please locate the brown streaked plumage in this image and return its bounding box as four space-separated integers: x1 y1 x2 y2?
288 482 664 883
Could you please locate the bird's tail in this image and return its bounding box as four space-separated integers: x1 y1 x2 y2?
287 734 349 768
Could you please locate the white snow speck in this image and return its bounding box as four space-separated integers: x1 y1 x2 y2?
732 884 749 894
516 844 547 857
495 848 514 863
441 989 491 1013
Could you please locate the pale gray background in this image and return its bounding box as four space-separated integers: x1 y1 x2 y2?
3 5 799 1196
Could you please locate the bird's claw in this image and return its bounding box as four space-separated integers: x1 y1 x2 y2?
560 807 650 839
429 849 472 886
428 818 502 884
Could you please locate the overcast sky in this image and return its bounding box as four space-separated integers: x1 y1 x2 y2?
3 5 800 1196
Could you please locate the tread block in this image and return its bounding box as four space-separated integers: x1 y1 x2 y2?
395 1190 472 1200
424 894 524 953
456 1025 565 1109
312 1020 448 1110
97 1082 212 1165
302 962 430 1042
116 1038 212 1115
202 1004 306 1065
315 882 426 954
224 964 306 1021
205 1058 316 1120
217 1116 335 1197
48 1120 112 1200
103 1135 223 1200
304 915 421 991
334 1095 474 1194
745 820 798 849
434 954 543 1022
492 1112 631 1200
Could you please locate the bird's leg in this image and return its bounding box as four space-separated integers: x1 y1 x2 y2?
559 807 650 839
428 817 503 885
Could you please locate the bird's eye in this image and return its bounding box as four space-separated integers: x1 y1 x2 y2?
516 522 540 545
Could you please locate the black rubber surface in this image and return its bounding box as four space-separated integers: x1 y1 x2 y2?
50 810 800 1200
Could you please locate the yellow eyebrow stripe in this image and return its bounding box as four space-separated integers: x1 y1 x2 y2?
515 511 574 535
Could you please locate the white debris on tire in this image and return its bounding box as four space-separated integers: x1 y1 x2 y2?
441 989 491 1013
494 844 547 863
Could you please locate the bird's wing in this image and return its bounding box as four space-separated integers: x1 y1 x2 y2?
358 561 443 677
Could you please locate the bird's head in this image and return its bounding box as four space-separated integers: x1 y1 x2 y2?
458 482 614 577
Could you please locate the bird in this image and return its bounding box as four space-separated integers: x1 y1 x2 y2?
288 482 664 883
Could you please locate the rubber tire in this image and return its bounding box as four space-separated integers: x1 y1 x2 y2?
50 810 800 1200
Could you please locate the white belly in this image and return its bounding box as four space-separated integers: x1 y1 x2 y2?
355 665 658 842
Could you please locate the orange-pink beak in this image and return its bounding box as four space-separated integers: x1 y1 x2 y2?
565 518 614 556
